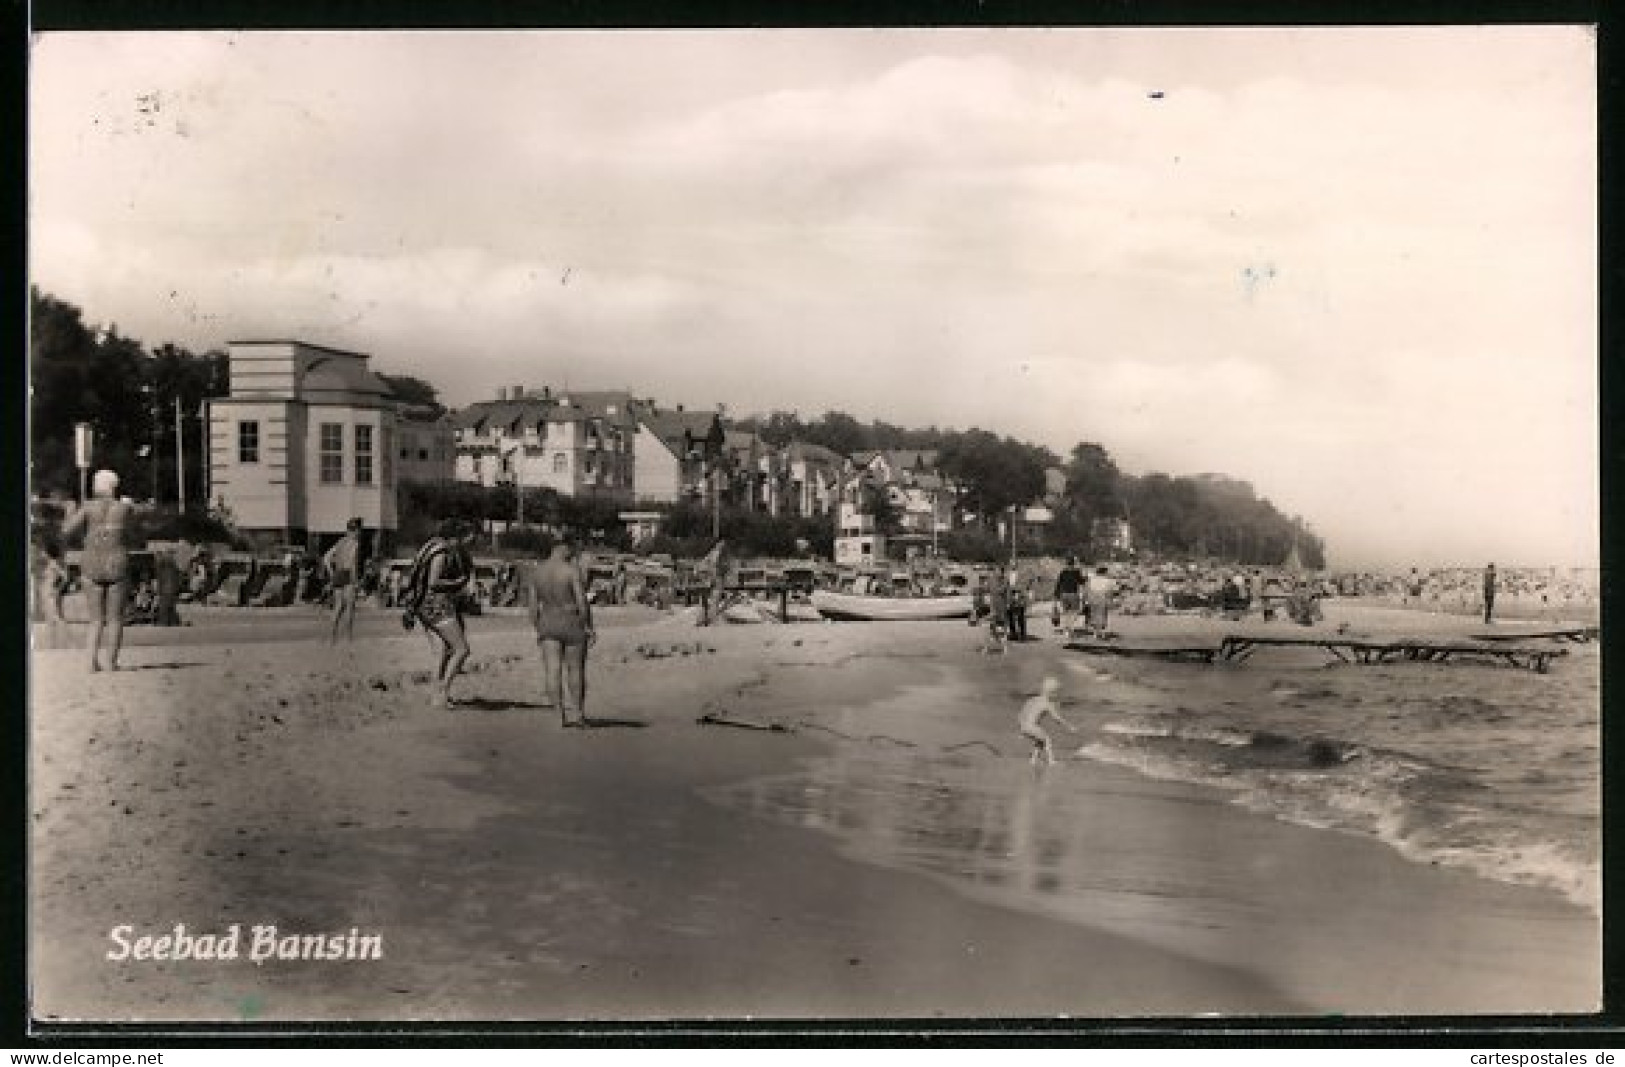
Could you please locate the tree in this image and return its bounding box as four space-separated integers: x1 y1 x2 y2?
801 411 869 457
860 481 903 536
1063 442 1123 526
937 429 1047 522
744 410 805 449
380 373 445 416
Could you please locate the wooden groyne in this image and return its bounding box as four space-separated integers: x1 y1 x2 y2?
1063 632 1576 673
1217 634 1568 673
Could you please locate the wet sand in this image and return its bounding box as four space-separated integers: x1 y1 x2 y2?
28 605 1600 1021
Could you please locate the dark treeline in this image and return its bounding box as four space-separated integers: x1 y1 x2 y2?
30 288 227 508
739 409 1326 569
30 287 1323 567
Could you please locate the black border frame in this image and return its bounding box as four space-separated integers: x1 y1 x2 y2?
8 0 1619 1047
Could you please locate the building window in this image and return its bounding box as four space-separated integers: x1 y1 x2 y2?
238 421 260 463
320 423 344 484
553 453 567 474
418 449 429 461
355 424 374 486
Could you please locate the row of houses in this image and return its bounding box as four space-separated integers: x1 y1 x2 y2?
446 385 865 519
203 340 971 555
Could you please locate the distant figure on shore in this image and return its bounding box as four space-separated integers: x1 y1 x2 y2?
525 535 596 728
988 569 1010 639
1019 676 1077 767
1405 567 1424 607
35 540 69 642
1005 565 1030 641
408 518 477 708
1483 563 1498 624
1053 556 1085 635
323 517 365 644
1086 566 1117 633
154 547 183 627
699 539 731 626
60 469 133 672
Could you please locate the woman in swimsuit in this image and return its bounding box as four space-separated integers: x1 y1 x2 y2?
420 518 477 708
525 535 595 727
60 469 134 672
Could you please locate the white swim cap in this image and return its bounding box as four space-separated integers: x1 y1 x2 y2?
92 469 120 495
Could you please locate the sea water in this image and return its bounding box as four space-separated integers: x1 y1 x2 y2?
707 630 1600 919
1074 645 1600 915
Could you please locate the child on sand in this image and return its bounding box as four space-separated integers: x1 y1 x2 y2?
1019 676 1077 767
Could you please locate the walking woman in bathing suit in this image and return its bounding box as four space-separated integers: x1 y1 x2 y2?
525 535 595 727
419 518 477 708
60 469 134 672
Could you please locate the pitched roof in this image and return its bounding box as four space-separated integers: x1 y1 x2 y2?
887 449 939 472
549 390 641 427
452 389 643 432
301 355 395 404
450 400 539 432
640 408 720 442
785 440 845 466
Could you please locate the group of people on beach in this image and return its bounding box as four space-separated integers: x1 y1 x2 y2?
970 556 1117 645
44 469 601 727
319 516 600 723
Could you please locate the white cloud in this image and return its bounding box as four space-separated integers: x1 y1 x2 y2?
28 27 1597 567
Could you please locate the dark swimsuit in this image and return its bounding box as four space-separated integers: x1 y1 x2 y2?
79 501 130 585
419 545 471 626
532 564 588 646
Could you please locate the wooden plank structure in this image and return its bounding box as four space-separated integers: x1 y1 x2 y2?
1469 625 1598 644
1217 634 1568 673
1063 637 1221 664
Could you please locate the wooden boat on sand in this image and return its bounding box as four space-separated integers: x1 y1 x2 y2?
809 589 974 622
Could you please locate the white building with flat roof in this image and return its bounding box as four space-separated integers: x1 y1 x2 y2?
206 340 398 551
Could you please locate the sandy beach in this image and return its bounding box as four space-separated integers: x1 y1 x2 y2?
29 601 1599 1022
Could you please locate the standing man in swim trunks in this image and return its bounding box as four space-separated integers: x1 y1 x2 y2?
525 535 596 727
1019 676 1077 767
323 517 365 644
60 469 134 672
1053 556 1085 636
1483 562 1498 624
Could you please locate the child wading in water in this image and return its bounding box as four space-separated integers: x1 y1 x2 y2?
1019 676 1078 766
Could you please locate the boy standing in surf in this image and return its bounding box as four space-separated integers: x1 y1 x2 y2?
1019 676 1078 767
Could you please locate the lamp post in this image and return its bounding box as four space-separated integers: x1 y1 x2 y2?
175 396 186 513
74 422 93 504
141 383 160 504
503 443 523 528
710 461 721 540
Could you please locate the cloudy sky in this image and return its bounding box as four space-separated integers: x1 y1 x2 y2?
30 27 1596 569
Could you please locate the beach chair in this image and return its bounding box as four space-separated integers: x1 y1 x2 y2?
248 565 288 607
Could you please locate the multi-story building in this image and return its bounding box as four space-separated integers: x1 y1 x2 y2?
396 405 456 485
720 430 769 512
631 405 725 505
451 386 639 504
852 450 955 534
1091 516 1134 555
781 440 844 518
205 340 398 551
834 500 884 566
